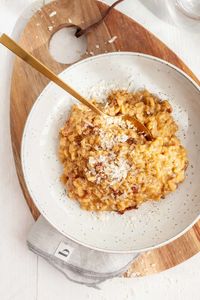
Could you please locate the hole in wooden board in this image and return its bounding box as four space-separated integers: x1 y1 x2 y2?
49 26 87 64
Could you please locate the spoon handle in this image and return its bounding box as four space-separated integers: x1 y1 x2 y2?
0 33 103 116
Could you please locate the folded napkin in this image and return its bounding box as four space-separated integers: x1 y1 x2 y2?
27 217 138 287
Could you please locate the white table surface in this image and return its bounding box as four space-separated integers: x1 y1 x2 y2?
0 0 200 299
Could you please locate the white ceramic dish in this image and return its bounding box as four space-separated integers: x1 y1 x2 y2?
22 52 200 253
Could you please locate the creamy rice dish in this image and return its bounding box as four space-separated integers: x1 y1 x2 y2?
59 90 188 213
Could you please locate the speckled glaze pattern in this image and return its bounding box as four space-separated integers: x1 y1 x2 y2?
21 53 200 253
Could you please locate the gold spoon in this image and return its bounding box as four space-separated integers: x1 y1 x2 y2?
0 33 152 140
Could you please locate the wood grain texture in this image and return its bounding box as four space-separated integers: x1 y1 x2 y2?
10 0 200 277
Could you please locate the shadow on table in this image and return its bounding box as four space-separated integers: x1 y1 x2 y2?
139 0 200 33
139 0 172 24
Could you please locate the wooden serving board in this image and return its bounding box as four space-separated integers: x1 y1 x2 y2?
10 0 200 277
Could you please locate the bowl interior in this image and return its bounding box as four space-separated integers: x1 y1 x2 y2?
22 53 200 252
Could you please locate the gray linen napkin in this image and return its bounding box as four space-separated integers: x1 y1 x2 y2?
27 216 138 287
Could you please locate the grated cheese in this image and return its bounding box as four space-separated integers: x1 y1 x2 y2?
49 11 57 17
48 25 53 31
87 154 131 185
108 36 118 43
104 116 127 127
99 129 128 150
85 80 127 104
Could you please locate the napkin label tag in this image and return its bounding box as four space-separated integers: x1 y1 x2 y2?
54 242 74 262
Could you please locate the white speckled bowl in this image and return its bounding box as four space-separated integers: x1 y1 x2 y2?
22 52 200 253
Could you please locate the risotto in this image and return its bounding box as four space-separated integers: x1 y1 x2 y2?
59 90 188 213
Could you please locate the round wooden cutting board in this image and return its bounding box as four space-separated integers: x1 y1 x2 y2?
10 0 200 277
